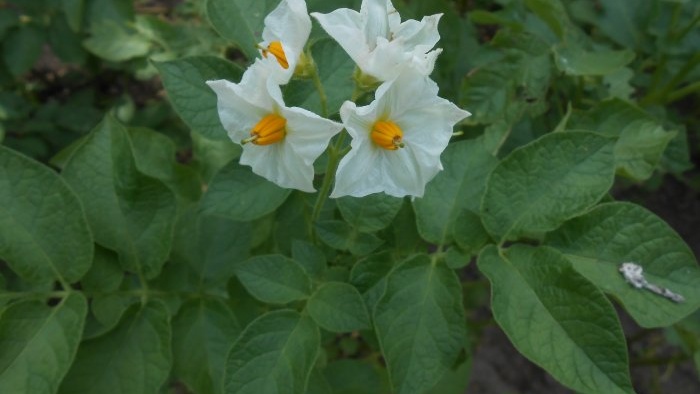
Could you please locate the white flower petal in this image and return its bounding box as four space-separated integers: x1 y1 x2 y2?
360 0 390 49
312 0 443 81
282 106 344 166
240 142 315 192
311 9 368 65
331 138 383 197
260 0 311 84
394 14 442 51
332 69 471 198
207 77 269 142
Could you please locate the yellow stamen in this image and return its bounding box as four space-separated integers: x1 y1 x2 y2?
261 41 289 69
243 114 286 146
371 120 405 150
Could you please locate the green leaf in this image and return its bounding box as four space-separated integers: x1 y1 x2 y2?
205 0 278 59
595 0 648 49
80 245 123 293
84 294 137 339
0 293 87 394
62 116 176 279
452 209 490 257
545 202 700 327
323 359 382 394
554 47 635 76
284 39 355 115
337 193 403 233
2 25 44 76
172 299 240 394
481 131 615 240
235 255 311 304
414 139 499 245
129 127 202 202
0 146 93 283
156 56 244 140
84 20 151 61
568 99 676 181
292 240 327 278
316 220 384 255
224 310 320 394
200 160 291 221
307 282 371 333
524 0 568 38
62 0 85 31
425 356 471 394
60 302 172 394
191 130 241 182
374 255 466 394
172 208 252 289
478 245 633 394
349 252 394 312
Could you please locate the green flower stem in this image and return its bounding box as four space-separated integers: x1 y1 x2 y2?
310 132 346 236
666 80 700 103
311 64 328 117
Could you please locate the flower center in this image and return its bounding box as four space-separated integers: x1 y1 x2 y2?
371 120 405 150
242 114 286 146
262 41 289 69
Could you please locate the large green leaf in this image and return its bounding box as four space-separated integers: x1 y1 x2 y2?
200 160 291 221
83 20 151 62
172 299 241 394
349 252 395 312
306 282 370 333
206 0 278 59
224 310 320 394
337 193 403 233
59 302 172 394
156 56 243 140
128 127 202 202
315 220 384 256
554 47 635 76
235 255 311 304
568 99 676 181
374 255 466 394
291 240 327 278
62 116 176 279
413 139 498 245
0 293 87 394
477 245 633 394
172 207 252 289
0 146 93 284
2 25 44 76
481 131 615 240
546 202 700 328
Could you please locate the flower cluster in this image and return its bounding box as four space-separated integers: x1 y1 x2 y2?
208 0 470 198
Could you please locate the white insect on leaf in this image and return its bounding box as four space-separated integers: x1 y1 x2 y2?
619 262 685 303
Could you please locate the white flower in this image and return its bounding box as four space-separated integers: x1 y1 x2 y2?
257 0 312 84
207 62 343 192
331 69 470 198
311 0 442 82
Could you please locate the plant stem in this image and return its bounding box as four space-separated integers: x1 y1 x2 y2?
310 132 346 232
666 80 700 103
311 64 328 117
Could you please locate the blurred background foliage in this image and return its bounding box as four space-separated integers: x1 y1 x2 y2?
1 0 699 392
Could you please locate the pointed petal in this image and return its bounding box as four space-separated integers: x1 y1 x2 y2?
282 106 343 166
207 76 269 142
360 0 390 49
311 9 369 65
393 14 442 51
240 142 315 192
